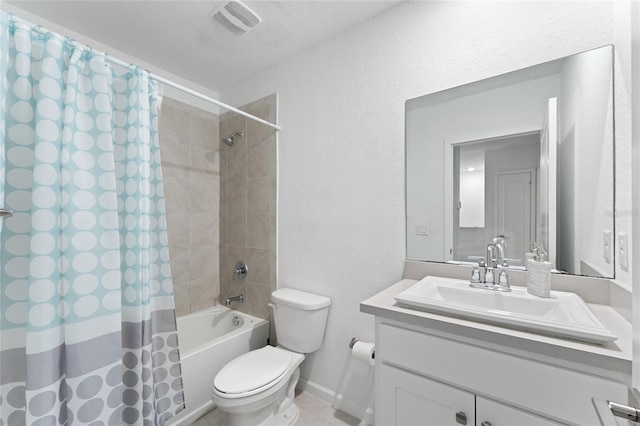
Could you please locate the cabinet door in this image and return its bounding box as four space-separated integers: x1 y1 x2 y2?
378 363 475 426
476 396 564 426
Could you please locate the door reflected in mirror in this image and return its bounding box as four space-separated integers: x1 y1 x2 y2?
453 132 539 266
406 45 614 278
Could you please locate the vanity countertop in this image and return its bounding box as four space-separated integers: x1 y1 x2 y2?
361 278 632 380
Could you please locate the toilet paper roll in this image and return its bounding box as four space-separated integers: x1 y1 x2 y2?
352 341 375 366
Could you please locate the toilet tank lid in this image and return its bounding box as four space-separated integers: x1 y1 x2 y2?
272 288 331 310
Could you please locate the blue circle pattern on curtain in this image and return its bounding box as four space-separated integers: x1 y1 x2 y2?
0 13 185 426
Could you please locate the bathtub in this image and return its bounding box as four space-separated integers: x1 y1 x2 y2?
166 306 270 425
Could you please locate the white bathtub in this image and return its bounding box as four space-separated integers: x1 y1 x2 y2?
166 306 270 425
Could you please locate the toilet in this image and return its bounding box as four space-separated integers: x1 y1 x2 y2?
212 288 331 425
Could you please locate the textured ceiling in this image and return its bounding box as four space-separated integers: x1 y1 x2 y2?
7 1 402 92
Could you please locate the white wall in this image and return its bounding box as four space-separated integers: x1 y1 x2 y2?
631 0 640 391
613 1 635 289
222 1 633 419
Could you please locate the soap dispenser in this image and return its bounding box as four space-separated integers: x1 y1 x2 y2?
526 245 552 298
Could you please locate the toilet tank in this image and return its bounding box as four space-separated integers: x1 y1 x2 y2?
271 288 331 354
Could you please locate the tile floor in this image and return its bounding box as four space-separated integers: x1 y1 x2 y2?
190 390 367 426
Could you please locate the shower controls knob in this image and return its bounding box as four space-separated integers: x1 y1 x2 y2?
233 261 248 281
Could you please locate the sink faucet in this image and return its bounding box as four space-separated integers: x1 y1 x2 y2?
470 260 511 292
469 237 511 292
486 237 505 265
225 294 245 306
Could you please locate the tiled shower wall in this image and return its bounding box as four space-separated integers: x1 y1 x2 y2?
220 94 277 320
159 97 220 317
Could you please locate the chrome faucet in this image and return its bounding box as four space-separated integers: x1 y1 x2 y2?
469 260 511 292
486 237 506 266
225 294 245 306
469 237 512 292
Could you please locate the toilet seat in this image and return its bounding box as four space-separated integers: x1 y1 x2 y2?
214 346 292 398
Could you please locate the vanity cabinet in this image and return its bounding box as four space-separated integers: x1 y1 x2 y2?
375 319 628 425
379 363 475 425
379 364 561 426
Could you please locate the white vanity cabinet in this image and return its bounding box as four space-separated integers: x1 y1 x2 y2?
379 363 476 426
375 318 628 425
379 363 561 425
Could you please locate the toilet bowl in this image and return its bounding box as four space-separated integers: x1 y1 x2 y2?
211 288 331 426
212 346 305 425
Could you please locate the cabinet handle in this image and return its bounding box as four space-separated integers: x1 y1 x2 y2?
481 422 493 426
0 208 13 218
455 411 467 425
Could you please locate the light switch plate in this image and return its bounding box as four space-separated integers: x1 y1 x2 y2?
603 230 612 263
618 232 629 271
416 224 428 236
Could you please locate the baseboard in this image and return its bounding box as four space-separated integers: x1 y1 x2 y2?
296 377 374 425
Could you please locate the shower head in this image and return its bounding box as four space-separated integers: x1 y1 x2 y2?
223 132 244 147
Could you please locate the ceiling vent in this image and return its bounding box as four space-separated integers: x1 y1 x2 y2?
210 1 262 35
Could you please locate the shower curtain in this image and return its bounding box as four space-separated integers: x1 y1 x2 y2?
0 13 184 425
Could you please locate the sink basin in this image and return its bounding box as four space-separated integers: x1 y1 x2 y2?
394 276 617 344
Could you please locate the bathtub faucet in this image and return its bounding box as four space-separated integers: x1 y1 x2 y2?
225 294 245 306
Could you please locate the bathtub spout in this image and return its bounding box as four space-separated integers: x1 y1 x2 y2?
225 294 245 306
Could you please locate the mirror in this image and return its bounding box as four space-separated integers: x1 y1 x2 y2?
406 45 614 278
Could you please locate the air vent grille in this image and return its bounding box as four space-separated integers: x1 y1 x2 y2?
210 1 262 35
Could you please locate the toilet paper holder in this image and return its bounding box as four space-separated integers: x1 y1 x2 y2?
349 337 375 359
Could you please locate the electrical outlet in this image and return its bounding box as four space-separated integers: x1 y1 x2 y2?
618 232 629 271
603 230 612 263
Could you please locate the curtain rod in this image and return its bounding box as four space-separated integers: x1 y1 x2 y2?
6 12 282 131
